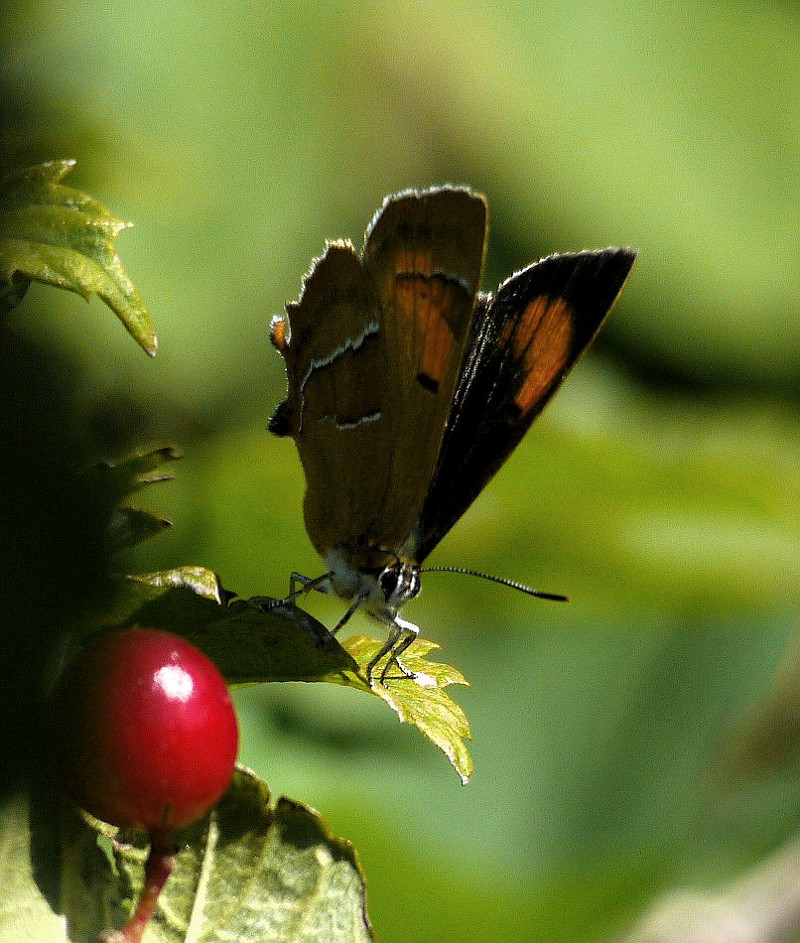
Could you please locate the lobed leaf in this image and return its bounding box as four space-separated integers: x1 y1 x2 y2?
106 507 173 553
94 447 182 506
0 160 156 355
90 568 361 686
88 568 473 778
3 767 373 942
343 635 474 784
91 447 181 553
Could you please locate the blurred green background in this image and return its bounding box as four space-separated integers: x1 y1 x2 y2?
3 0 800 939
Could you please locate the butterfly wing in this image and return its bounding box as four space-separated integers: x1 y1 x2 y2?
412 247 638 562
270 241 393 558
272 188 489 567
360 187 488 558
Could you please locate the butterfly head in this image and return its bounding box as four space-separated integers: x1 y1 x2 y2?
377 559 421 612
325 545 421 618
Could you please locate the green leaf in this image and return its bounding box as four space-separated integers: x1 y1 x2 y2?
107 506 173 553
94 447 182 507
0 160 156 355
92 568 361 685
5 767 373 942
93 447 182 553
343 635 474 784
0 791 66 942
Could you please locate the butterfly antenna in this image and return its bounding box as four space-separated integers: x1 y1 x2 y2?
420 565 568 602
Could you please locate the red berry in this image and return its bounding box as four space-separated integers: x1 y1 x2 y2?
53 628 239 833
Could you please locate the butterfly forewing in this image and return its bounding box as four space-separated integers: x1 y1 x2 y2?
412 247 638 562
361 188 488 557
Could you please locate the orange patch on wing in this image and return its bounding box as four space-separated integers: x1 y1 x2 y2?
397 247 434 276
270 314 289 352
394 272 465 388
506 296 575 415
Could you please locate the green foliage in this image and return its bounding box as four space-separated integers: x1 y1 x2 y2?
0 768 372 943
0 161 156 355
95 448 181 552
2 0 799 926
0 162 476 940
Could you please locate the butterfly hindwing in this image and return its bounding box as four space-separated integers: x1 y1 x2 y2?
270 241 393 557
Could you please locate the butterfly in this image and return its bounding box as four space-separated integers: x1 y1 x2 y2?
269 186 636 684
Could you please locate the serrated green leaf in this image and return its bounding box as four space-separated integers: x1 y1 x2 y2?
91 571 474 777
91 569 361 685
91 447 181 552
106 507 173 552
86 569 474 778
94 447 182 507
343 635 474 784
0 160 156 355
7 767 373 943
105 769 373 942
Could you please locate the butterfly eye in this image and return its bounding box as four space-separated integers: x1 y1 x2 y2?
379 563 421 606
378 565 399 600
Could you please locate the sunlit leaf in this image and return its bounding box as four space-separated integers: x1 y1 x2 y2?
86 569 474 778
0 160 156 355
343 635 473 784
6 767 373 943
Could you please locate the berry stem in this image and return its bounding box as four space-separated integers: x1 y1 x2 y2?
99 830 177 943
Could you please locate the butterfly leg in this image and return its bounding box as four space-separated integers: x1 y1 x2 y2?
365 614 419 686
254 571 332 611
329 592 366 636
289 571 331 600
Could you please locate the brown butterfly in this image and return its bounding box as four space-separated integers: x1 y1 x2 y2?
270 187 636 684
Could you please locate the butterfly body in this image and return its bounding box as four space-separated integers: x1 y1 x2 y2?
270 187 636 683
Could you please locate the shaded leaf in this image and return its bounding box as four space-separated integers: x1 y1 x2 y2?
106 506 173 553
343 635 473 784
9 767 373 943
92 447 181 553
91 568 361 685
0 160 156 355
89 569 473 778
94 447 181 507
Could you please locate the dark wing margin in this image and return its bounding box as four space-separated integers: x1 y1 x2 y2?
412 247 638 562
